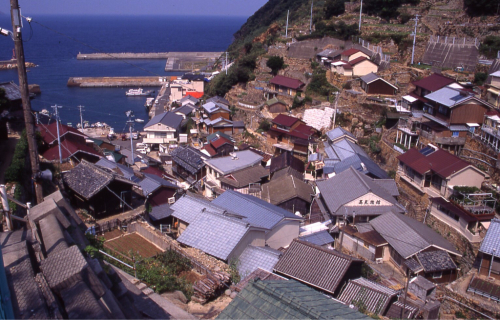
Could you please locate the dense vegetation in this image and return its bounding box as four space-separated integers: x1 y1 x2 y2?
266 56 285 75
323 0 345 19
363 0 420 20
464 0 500 17
5 130 28 183
297 20 359 41
480 36 500 59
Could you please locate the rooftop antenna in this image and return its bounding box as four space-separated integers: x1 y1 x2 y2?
310 0 313 34
51 105 63 164
359 0 363 31
125 110 135 164
411 14 420 65
286 10 289 38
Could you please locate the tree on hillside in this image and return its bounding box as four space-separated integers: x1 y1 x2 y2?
464 0 500 17
266 56 285 75
480 36 500 59
324 0 345 19
363 0 419 21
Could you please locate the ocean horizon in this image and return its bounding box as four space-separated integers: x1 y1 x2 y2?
0 14 245 130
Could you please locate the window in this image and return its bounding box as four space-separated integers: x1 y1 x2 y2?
438 105 447 115
432 271 443 279
452 131 459 137
437 204 460 221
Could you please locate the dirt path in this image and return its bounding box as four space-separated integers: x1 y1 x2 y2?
0 135 20 184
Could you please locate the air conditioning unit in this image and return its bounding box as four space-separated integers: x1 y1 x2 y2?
168 197 175 204
376 258 383 264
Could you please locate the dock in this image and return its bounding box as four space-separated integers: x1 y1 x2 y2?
67 76 166 88
76 52 223 60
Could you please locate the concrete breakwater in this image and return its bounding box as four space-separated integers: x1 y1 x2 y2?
76 52 223 60
67 76 166 88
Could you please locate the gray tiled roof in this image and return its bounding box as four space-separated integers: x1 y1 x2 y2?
218 279 368 319
212 190 303 230
316 167 400 216
39 213 69 255
180 95 199 105
262 175 313 206
149 203 173 221
120 148 141 166
298 230 334 246
410 275 436 291
0 81 22 101
139 172 177 196
479 218 500 255
28 198 71 229
416 250 457 272
171 145 207 175
144 111 183 129
44 190 85 228
218 165 269 188
61 281 109 319
238 246 281 278
40 245 88 291
174 104 195 116
359 72 380 84
338 277 397 315
274 240 362 295
370 212 460 259
424 86 471 107
355 223 374 233
205 150 263 175
206 96 230 106
177 211 251 261
326 127 356 142
171 194 225 224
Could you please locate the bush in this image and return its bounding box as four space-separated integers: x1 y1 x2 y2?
480 36 500 59
307 69 336 96
266 56 285 75
474 72 488 85
323 0 346 19
5 130 28 183
258 119 271 131
399 12 412 24
464 0 500 17
297 21 359 41
363 0 420 21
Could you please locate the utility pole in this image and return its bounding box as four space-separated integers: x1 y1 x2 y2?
359 0 363 31
411 15 420 65
225 52 228 75
286 10 289 38
78 105 84 133
332 91 339 129
400 268 411 319
125 110 134 163
310 0 314 34
11 0 43 204
51 105 63 164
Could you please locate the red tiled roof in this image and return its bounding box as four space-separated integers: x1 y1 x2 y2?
185 92 204 99
412 73 456 92
141 166 169 178
409 92 428 103
42 140 99 161
397 148 431 175
272 114 301 127
294 123 316 136
342 64 353 70
202 144 217 157
348 56 369 66
398 148 472 178
211 136 233 149
341 48 360 56
37 122 85 144
270 75 305 90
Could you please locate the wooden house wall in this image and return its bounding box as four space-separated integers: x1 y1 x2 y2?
214 144 234 157
278 197 310 216
479 254 500 280
268 103 288 114
309 198 327 223
450 103 489 124
421 269 457 284
209 111 230 121
366 80 396 95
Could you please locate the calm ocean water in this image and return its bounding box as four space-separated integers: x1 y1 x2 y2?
0 15 245 131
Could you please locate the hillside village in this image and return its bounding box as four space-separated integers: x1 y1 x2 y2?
3 0 500 319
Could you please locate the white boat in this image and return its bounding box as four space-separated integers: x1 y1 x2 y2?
135 119 145 123
126 88 154 96
67 122 73 127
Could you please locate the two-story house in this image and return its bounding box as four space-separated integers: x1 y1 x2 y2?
486 71 500 107
480 110 500 152
201 132 235 158
267 114 316 158
397 147 488 198
143 111 183 148
418 86 494 152
402 73 457 111
340 48 370 62
268 75 305 96
331 56 378 77
202 101 231 120
167 75 204 103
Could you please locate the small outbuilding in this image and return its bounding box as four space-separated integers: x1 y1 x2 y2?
360 73 398 95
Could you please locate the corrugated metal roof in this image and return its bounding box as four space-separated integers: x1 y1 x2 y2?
270 75 305 90
149 203 173 221
479 218 500 255
412 73 456 92
424 86 471 107
338 277 397 315
274 240 361 294
238 246 281 278
359 72 379 84
171 194 224 224
202 101 230 114
219 165 269 188
298 230 334 246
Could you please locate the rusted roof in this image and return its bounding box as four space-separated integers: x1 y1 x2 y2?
37 122 86 145
270 75 305 90
412 73 456 92
272 114 301 127
42 139 100 161
273 239 362 294
338 277 397 315
341 48 361 56
262 174 313 205
425 149 471 177
211 136 233 149
397 148 430 175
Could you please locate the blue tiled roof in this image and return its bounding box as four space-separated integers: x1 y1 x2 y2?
170 195 225 224
299 230 334 246
149 203 173 221
177 211 250 261
139 173 177 196
480 218 500 255
144 111 183 129
238 246 281 278
212 191 302 230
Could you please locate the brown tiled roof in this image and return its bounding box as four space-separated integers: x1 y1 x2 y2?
37 122 86 144
272 114 301 127
61 281 109 319
273 239 362 294
219 165 269 188
412 73 456 92
270 152 305 174
211 136 233 149
270 75 305 90
262 175 313 205
341 48 361 56
354 230 388 247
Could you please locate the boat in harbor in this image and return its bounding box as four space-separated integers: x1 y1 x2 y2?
126 88 154 96
145 97 154 107
135 118 145 123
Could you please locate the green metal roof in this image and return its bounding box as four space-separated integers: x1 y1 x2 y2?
217 279 368 319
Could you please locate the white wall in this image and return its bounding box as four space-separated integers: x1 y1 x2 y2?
265 219 300 249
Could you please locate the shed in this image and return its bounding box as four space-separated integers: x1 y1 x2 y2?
360 73 398 95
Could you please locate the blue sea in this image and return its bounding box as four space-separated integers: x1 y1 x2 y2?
0 15 245 131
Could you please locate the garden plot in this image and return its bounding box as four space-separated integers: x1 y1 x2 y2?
104 232 163 258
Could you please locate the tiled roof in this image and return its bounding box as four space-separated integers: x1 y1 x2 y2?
370 212 460 259
271 166 304 181
412 73 456 92
272 114 301 127
207 131 234 143
235 268 287 292
416 250 457 272
359 72 380 84
171 194 224 224
326 127 356 143
144 111 183 129
218 165 269 188
61 280 109 319
139 172 177 196
348 56 369 66
479 218 500 255
262 174 313 205
218 279 367 319
205 150 263 175
95 158 140 182
410 275 436 291
171 145 207 175
274 239 362 294
0 81 22 101
385 301 419 319
36 122 85 144
338 277 397 315
207 95 230 106
63 160 136 200
177 210 251 261
238 246 281 278
212 190 303 230
269 75 305 90
398 148 473 178
298 230 334 246
149 203 173 221
44 190 85 228
39 213 69 255
270 152 305 174
40 245 88 291
180 95 199 104
316 167 400 215
42 139 100 161
202 101 230 114
28 198 71 229
342 48 361 56
211 136 233 149
174 104 195 116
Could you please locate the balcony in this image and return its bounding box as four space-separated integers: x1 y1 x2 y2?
419 130 466 146
481 125 500 139
143 137 177 144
